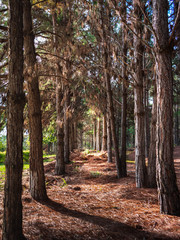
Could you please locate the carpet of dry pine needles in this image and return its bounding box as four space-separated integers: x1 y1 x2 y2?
0 147 180 239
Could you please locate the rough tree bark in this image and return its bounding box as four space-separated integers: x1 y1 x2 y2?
62 2 73 163
64 87 70 163
107 112 112 163
23 0 47 200
120 0 128 177
80 126 83 149
174 103 179 145
115 93 121 148
102 114 107 151
147 80 157 188
153 0 180 215
93 118 96 150
120 85 127 177
55 77 65 174
104 32 122 178
74 122 78 149
143 15 151 159
133 0 147 187
100 0 122 178
52 10 65 175
3 0 26 239
144 82 150 158
70 122 75 151
96 117 101 151
174 0 180 146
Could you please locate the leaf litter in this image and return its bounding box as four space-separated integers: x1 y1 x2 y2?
0 147 180 239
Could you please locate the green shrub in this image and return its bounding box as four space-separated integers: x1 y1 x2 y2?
23 151 30 163
0 152 5 164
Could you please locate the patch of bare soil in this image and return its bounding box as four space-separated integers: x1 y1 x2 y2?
0 148 180 239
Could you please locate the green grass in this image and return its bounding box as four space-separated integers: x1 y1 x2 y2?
0 164 30 191
126 160 135 164
90 171 101 178
0 151 55 164
0 151 30 164
0 164 5 173
23 163 29 170
43 154 55 158
43 154 56 162
0 152 55 189
0 164 5 190
60 178 67 188
0 151 54 171
0 150 53 192
0 163 29 173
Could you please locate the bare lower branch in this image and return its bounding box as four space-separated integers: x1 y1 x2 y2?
169 2 180 45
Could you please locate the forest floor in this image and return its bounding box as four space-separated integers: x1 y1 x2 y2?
0 147 180 240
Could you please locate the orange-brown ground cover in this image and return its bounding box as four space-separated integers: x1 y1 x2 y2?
0 147 180 239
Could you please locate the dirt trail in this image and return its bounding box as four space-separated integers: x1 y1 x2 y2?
0 147 180 239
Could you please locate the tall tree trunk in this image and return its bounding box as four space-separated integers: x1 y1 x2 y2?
88 135 90 150
70 122 75 151
23 0 47 200
120 0 127 177
55 122 65 174
147 80 157 188
115 95 121 148
174 2 180 146
102 114 107 151
80 127 83 149
143 50 150 159
107 112 112 163
74 122 78 149
96 117 101 151
93 118 96 150
133 0 147 187
153 0 180 216
64 87 70 163
105 39 122 178
3 1 26 239
174 103 179 145
143 14 151 159
121 83 127 177
55 81 65 175
91 128 93 149
100 0 122 178
52 10 65 175
144 86 150 158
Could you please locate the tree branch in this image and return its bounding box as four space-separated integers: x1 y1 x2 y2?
0 25 8 31
109 0 154 52
0 8 8 13
0 38 8 43
169 2 180 45
32 0 47 7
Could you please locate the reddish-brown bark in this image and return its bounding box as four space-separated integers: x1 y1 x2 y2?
3 0 25 239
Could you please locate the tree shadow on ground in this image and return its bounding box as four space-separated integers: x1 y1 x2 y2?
38 198 175 240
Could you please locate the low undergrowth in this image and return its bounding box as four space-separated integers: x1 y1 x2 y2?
0 152 55 191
